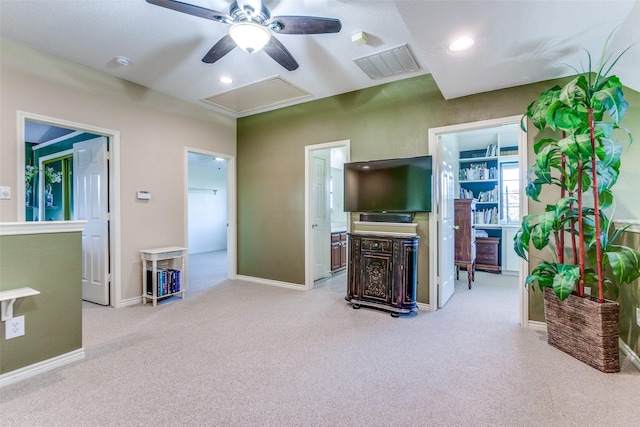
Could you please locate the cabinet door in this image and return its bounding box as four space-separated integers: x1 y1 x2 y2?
340 240 347 268
331 242 341 271
393 238 418 307
359 252 393 304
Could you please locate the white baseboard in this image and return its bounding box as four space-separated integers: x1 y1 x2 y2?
527 320 547 332
120 296 142 307
235 275 305 290
0 348 85 388
619 339 640 372
416 302 432 312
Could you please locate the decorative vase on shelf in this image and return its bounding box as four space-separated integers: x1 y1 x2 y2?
45 184 53 207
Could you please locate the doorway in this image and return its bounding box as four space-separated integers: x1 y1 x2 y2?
185 148 236 292
18 112 121 307
304 140 350 290
428 115 530 326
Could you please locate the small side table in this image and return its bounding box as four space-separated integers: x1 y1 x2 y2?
140 247 187 306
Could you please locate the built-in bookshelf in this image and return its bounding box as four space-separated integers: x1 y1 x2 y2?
455 124 521 273
459 151 500 226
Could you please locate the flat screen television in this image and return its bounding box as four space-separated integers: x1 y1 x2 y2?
344 155 433 213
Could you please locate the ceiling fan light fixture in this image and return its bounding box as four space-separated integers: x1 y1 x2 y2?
229 22 271 53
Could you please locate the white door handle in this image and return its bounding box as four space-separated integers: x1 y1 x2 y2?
452 226 460 230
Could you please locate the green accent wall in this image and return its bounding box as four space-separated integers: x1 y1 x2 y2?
237 73 640 331
616 230 640 355
0 231 82 374
237 74 553 301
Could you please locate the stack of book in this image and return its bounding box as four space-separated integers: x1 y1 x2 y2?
459 163 498 181
485 144 498 157
459 187 474 199
146 268 181 297
477 186 499 202
475 207 499 225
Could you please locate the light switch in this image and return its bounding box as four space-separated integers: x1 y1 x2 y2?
0 186 10 200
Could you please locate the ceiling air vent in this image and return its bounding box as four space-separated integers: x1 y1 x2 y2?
354 44 420 80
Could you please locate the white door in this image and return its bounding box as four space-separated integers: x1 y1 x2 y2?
74 137 109 305
312 151 330 280
438 135 457 307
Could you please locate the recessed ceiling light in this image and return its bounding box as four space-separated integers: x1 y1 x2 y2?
115 56 130 66
219 76 233 84
448 37 475 52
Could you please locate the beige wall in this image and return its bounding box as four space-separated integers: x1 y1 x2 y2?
0 38 236 303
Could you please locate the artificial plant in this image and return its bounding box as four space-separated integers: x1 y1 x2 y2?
514 37 640 303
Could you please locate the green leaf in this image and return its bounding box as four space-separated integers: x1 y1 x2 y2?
594 84 629 124
531 211 556 250
526 86 562 130
604 246 640 285
513 227 529 260
527 261 559 292
597 189 614 209
553 264 580 300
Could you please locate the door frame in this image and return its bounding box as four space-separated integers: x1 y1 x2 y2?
17 111 122 307
184 147 237 280
304 139 350 290
428 115 530 327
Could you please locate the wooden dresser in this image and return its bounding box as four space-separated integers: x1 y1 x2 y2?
454 198 476 288
476 237 501 273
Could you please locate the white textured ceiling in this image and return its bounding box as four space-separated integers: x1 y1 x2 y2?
1 0 638 118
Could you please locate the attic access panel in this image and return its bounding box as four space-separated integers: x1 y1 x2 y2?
202 76 310 114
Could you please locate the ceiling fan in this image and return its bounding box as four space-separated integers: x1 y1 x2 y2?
146 0 342 71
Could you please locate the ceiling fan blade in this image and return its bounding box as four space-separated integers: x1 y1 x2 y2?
267 16 342 34
146 0 232 24
202 35 237 64
262 36 299 71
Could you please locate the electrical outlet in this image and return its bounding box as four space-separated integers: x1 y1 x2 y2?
636 308 640 327
5 315 25 339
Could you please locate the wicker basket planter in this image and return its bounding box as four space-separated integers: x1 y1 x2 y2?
543 287 620 373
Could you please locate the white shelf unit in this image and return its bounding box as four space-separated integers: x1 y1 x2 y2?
140 246 187 306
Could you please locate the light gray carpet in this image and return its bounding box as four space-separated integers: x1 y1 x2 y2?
187 250 228 294
1 271 639 426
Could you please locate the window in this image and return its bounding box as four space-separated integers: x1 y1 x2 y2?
500 162 519 224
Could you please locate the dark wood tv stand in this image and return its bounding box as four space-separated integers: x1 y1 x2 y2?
346 232 418 317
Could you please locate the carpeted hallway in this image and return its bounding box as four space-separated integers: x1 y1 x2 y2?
1 271 638 426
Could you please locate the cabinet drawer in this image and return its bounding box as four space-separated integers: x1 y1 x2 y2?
331 233 341 243
476 245 498 256
361 238 393 253
476 254 498 265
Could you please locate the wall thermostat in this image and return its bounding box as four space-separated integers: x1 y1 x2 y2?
137 191 151 200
